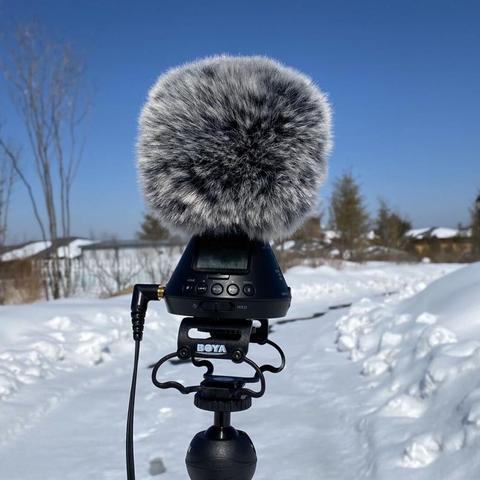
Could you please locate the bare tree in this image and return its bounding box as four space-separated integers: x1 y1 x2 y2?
471 192 480 259
85 244 143 297
0 24 89 298
137 246 175 286
0 139 16 247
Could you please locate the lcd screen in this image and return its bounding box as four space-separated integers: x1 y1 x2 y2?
195 240 249 271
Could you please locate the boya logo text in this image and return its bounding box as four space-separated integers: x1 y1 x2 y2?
196 344 227 354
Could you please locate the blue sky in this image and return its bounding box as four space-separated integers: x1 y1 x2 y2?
1 0 479 242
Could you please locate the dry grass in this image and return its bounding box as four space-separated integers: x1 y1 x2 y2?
0 259 43 304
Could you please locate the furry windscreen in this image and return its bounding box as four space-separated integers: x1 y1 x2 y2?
137 55 332 240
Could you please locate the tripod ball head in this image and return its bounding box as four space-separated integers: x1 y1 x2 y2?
186 425 257 480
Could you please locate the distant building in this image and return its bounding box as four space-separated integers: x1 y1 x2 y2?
405 227 472 259
0 237 96 303
0 237 186 299
0 237 94 262
79 238 184 266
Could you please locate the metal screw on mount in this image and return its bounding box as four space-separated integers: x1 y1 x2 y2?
232 350 244 362
178 347 190 359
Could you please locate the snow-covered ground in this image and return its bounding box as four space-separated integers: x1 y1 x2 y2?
1 261 479 479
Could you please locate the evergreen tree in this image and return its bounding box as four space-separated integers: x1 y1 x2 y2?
137 213 170 241
375 199 411 249
293 214 323 242
329 173 370 257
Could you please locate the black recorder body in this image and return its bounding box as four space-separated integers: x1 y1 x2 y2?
165 235 291 319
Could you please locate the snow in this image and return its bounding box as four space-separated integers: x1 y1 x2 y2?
0 238 95 262
323 229 340 243
286 261 453 317
335 262 480 478
1 261 480 479
405 228 432 238
0 240 52 261
405 227 460 239
430 227 460 239
282 240 295 250
57 239 96 258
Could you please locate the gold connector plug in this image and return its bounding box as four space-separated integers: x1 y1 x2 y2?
157 285 166 299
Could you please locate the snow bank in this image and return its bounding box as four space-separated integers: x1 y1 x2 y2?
336 262 480 478
0 297 179 402
286 262 457 317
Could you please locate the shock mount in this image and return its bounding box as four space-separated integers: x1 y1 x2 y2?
152 317 285 480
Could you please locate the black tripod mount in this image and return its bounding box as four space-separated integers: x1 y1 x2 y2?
151 317 285 480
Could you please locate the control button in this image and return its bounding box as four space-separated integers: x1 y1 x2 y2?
227 284 239 296
243 284 255 296
211 283 224 295
183 284 195 294
196 283 208 295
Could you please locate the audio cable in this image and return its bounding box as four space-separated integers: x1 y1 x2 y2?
126 284 165 480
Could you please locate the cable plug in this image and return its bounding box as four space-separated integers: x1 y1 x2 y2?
130 284 165 341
